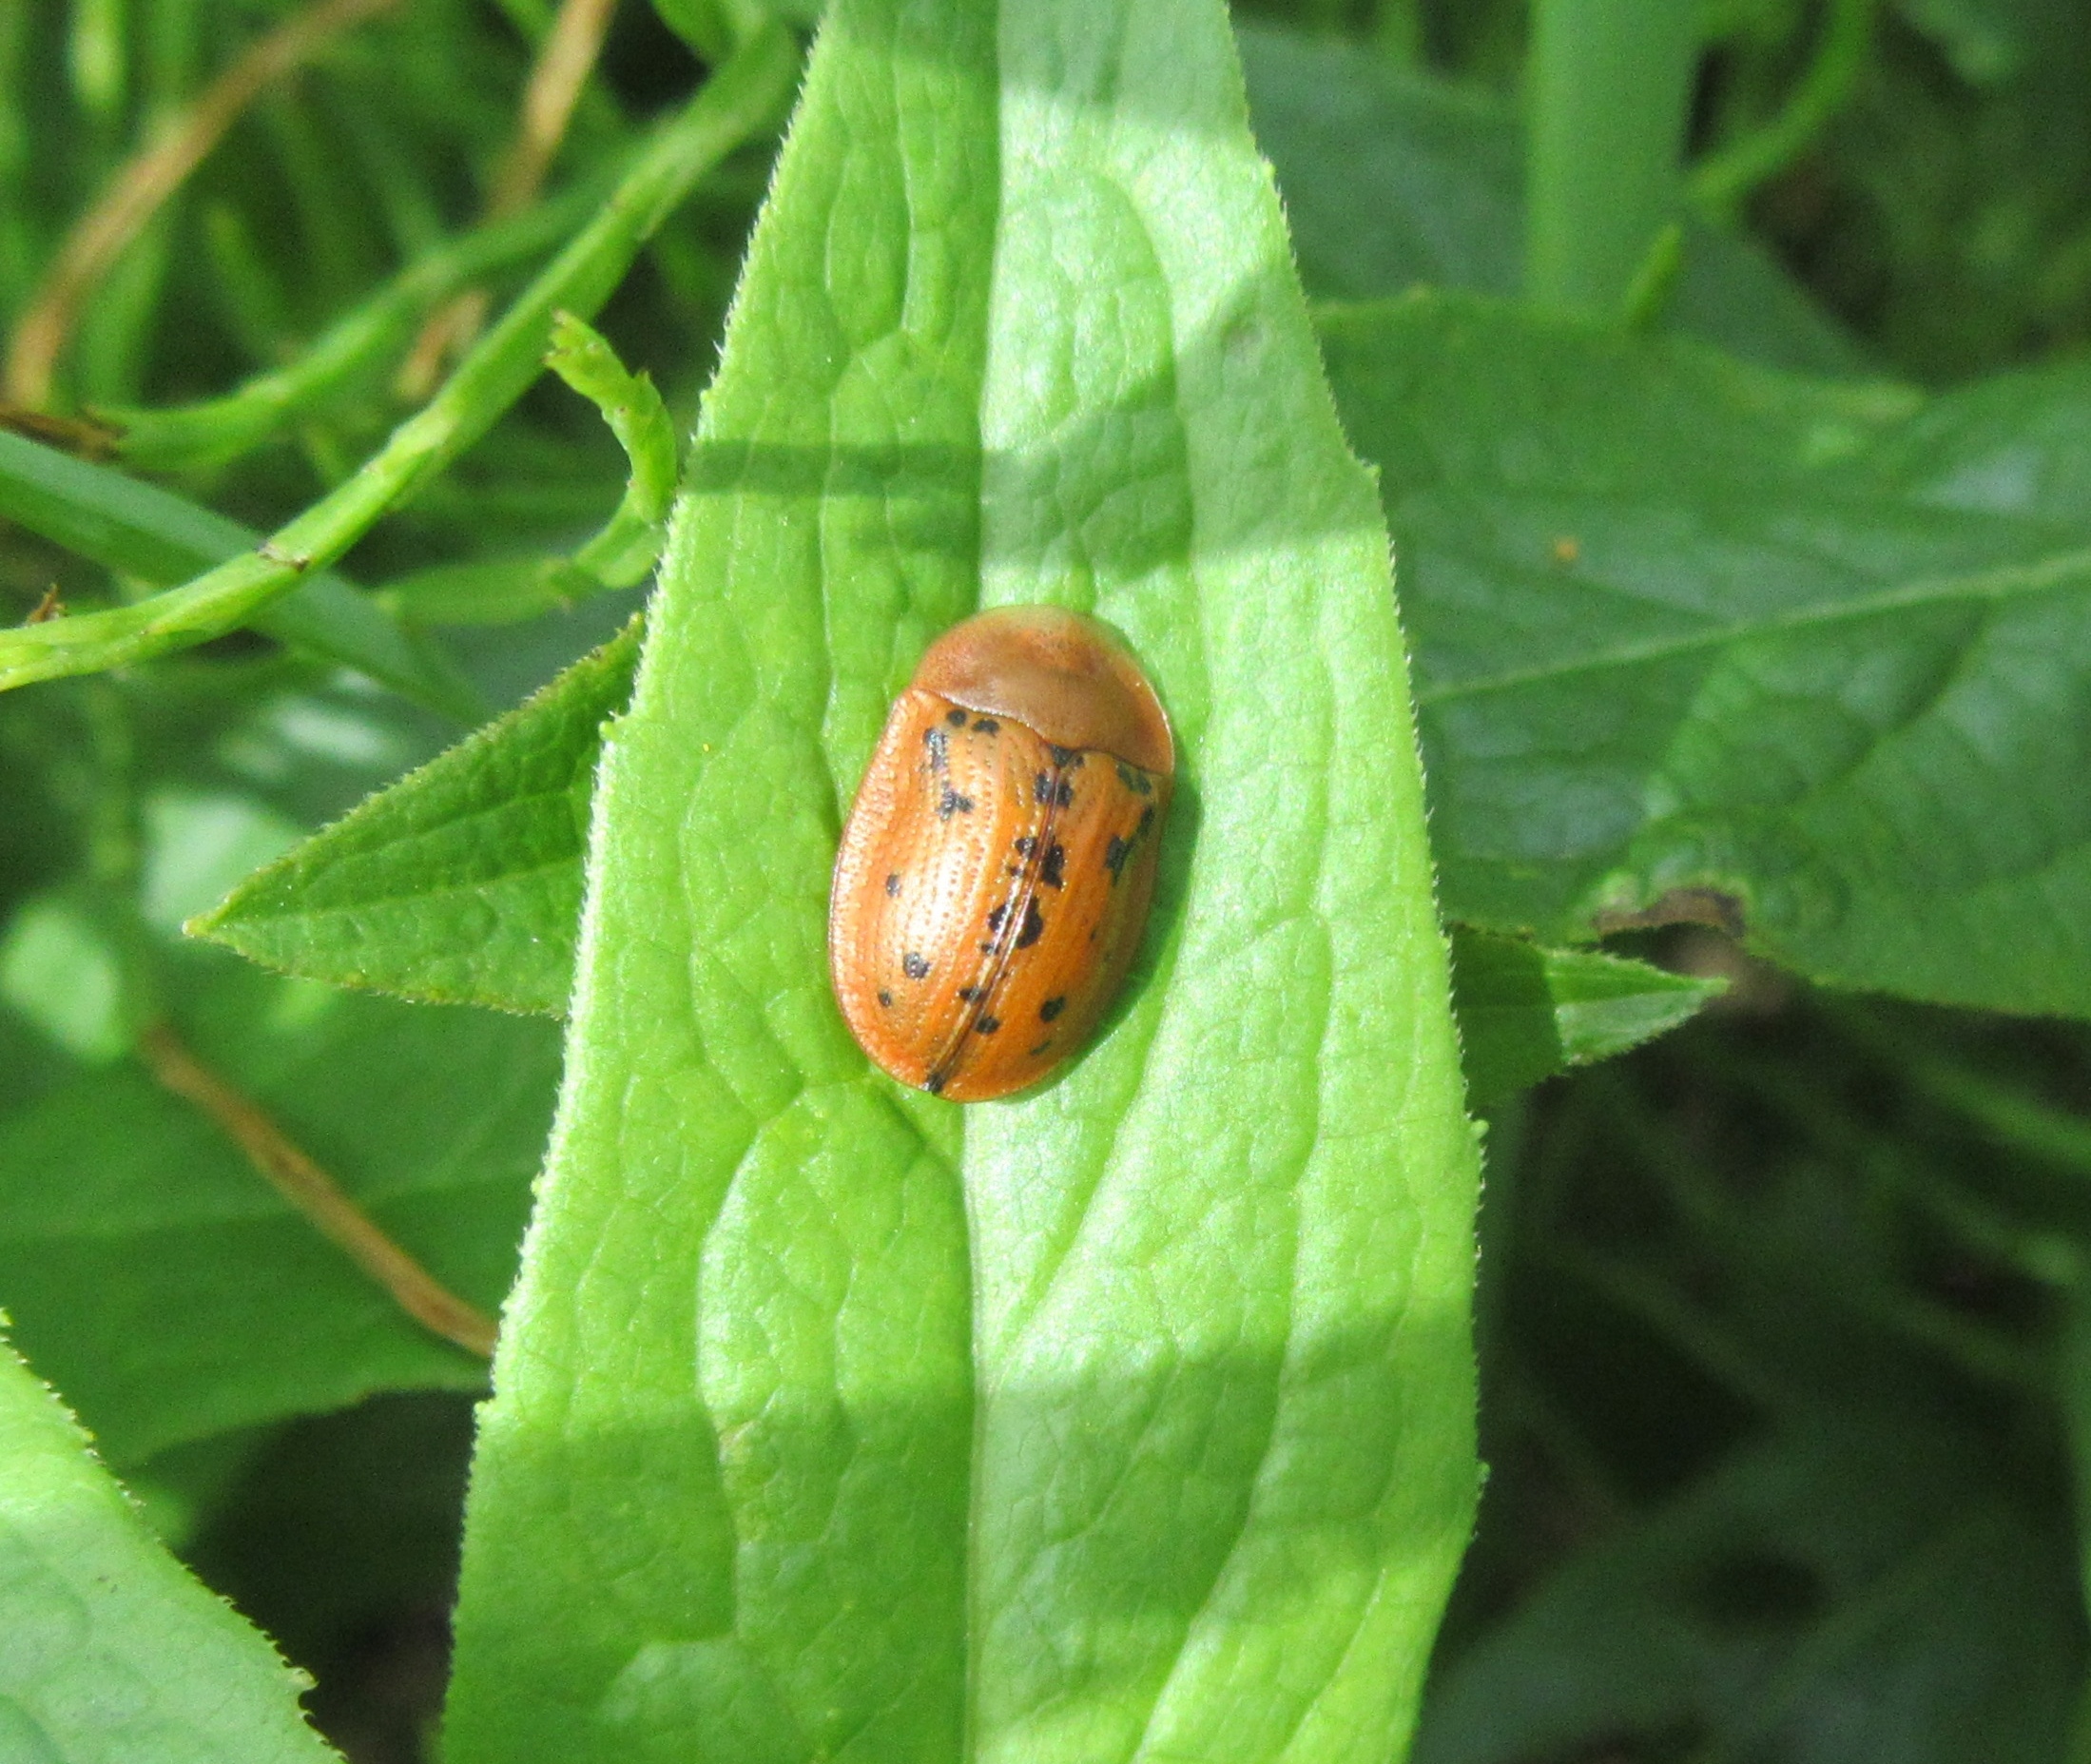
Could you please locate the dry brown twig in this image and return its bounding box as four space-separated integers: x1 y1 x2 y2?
4 0 405 409
139 1020 499 1359
395 0 620 397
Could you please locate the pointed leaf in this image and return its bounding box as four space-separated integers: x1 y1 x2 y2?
0 1332 340 1761
1324 292 2091 1019
443 4 1482 1762
188 621 641 1015
1449 929 1724 1106
189 633 1719 1117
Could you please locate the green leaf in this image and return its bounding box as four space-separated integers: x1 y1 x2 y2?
376 555 614 628
1449 929 1724 1106
188 620 641 1015
0 429 483 721
1414 1421 2082 1764
1323 291 2091 1020
1235 25 1867 378
0 1331 340 1762
193 633 1716 1110
0 960 552 1464
443 0 1481 1759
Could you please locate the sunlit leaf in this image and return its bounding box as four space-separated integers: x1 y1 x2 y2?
442 2 1482 1759
0 1332 339 1761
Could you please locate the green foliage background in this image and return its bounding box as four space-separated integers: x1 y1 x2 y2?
3 0 2091 1760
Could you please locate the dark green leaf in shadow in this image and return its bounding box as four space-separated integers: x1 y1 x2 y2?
1236 25 1867 378
1326 291 2091 1020
0 962 552 1464
1414 1421 2082 1764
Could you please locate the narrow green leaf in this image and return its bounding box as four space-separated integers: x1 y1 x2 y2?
0 1332 340 1762
376 555 611 628
445 3 1481 1762
0 428 483 720
189 621 640 1014
1322 291 2091 1020
1449 929 1723 1106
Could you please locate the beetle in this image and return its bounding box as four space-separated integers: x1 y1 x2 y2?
828 605 1174 1101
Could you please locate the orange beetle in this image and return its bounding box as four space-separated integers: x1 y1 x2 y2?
828 606 1174 1101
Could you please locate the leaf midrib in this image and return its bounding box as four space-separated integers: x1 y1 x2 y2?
1414 541 2091 707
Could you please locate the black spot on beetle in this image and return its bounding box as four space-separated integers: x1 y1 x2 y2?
877 989 893 1008
1103 834 1133 881
923 727 949 771
884 873 901 897
986 903 1010 932
937 786 975 819
1015 900 1046 949
1040 996 1066 1022
1028 1039 1054 1057
976 1016 1001 1036
1115 761 1154 796
1136 804 1154 834
925 1069 948 1095
1038 842 1066 888
902 952 930 979
957 985 983 1002
972 717 999 735
1031 772 1074 808
945 708 968 727
1014 835 1036 857
1048 746 1084 768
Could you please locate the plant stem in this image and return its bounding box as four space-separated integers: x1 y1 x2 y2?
1523 0 1701 315
1692 0 1874 217
138 1019 499 1358
112 166 612 469
0 22 799 697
